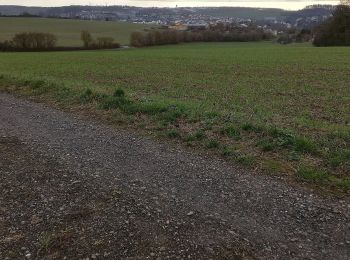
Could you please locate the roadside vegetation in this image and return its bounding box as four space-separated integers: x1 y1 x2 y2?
0 42 349 193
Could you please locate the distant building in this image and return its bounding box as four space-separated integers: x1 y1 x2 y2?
168 23 188 31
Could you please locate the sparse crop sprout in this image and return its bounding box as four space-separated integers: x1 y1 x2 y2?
1 41 349 191
114 88 125 98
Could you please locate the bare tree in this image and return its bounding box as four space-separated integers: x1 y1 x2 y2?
80 31 93 48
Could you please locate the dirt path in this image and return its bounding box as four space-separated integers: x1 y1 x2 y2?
0 93 349 259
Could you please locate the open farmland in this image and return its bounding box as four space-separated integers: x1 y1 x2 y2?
0 17 154 46
0 42 349 191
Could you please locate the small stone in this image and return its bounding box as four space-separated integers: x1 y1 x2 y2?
280 244 288 249
187 211 195 216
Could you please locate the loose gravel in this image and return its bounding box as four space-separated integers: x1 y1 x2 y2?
0 93 349 259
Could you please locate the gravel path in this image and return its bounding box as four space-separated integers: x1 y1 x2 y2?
0 93 349 259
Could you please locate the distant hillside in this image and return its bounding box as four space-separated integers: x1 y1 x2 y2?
0 5 334 30
0 5 333 21
0 5 46 16
193 7 289 20
286 6 334 22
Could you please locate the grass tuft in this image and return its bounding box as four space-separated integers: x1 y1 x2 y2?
328 149 350 170
206 139 219 149
80 88 107 103
293 137 317 153
113 88 125 98
80 88 93 102
296 166 329 183
220 125 241 139
235 155 255 166
30 80 46 89
166 129 180 138
193 130 206 140
333 177 350 190
241 123 262 133
221 146 237 156
258 139 276 152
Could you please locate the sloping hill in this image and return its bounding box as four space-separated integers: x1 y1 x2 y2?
0 17 154 46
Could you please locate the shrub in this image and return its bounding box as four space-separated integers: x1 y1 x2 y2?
81 30 93 48
313 4 350 46
97 37 114 48
130 32 145 47
11 32 57 49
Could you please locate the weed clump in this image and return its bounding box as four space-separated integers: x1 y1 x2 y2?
220 125 241 139
296 166 329 183
234 155 255 166
259 127 318 154
241 123 262 133
98 88 132 111
114 88 125 97
30 80 46 89
80 88 107 103
80 88 93 102
221 146 237 156
193 130 206 140
166 129 180 138
100 95 131 110
333 177 350 190
258 139 275 152
206 139 219 149
26 79 51 95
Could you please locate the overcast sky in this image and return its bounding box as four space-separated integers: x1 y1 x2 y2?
0 0 339 10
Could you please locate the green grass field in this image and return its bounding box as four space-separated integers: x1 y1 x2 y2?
0 17 154 46
0 42 349 191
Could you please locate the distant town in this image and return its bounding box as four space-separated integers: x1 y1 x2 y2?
0 4 335 32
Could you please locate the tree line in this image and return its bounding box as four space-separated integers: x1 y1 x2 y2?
130 26 274 47
80 30 119 49
0 31 120 51
313 3 350 46
0 32 57 50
